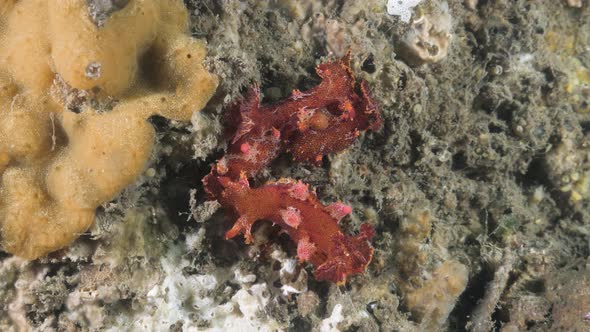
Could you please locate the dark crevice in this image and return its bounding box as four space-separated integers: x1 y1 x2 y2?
452 151 468 171
496 104 513 124
488 122 504 133
523 279 546 294
449 265 496 331
361 53 376 74
408 130 423 165
515 156 550 188
289 317 312 332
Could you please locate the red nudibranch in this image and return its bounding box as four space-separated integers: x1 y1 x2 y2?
203 53 381 284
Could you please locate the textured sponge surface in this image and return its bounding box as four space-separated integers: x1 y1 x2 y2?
0 0 218 259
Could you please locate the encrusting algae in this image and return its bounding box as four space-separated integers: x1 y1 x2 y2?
0 0 218 259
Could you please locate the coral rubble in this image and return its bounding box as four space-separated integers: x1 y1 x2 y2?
0 0 217 259
397 2 453 66
387 0 424 23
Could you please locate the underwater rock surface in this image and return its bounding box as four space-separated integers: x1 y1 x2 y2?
1 0 590 331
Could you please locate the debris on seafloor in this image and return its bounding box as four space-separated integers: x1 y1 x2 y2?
387 0 424 23
467 249 516 332
564 0 584 8
465 0 479 10
396 2 453 66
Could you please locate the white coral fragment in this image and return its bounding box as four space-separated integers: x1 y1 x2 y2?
386 0 424 23
398 2 453 66
565 0 583 8
320 304 345 332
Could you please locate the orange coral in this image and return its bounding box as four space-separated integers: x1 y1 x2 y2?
204 54 380 284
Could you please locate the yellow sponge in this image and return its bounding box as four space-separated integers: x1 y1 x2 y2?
0 0 218 259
